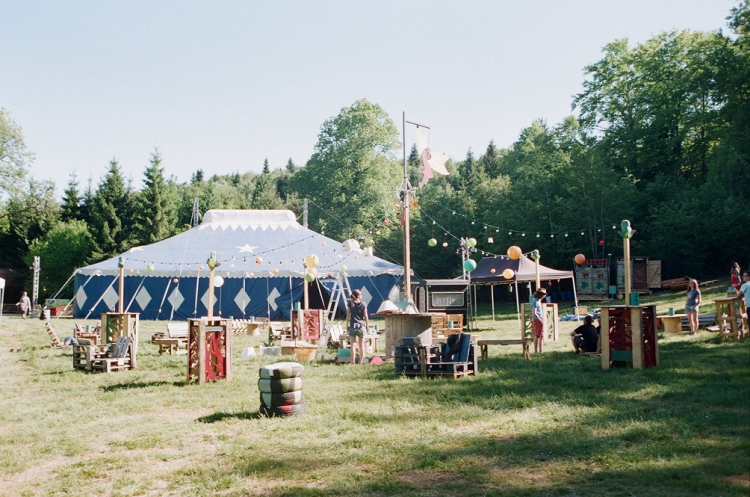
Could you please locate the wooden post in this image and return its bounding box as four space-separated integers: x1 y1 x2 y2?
304 272 309 310
535 256 541 291
600 307 610 371
631 307 643 369
118 260 124 314
623 235 631 303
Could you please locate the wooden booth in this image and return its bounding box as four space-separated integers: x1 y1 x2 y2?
187 317 232 384
575 259 610 300
384 313 436 359
600 305 659 370
616 257 662 295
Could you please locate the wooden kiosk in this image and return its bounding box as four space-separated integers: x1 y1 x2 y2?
187 253 232 384
101 257 140 368
601 221 659 371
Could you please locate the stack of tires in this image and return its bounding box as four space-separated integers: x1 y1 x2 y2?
258 361 306 416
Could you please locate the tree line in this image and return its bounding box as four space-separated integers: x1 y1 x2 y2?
1 2 748 299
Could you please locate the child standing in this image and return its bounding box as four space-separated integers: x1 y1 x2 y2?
532 288 547 353
685 279 701 335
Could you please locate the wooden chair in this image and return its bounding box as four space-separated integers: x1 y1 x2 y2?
89 337 133 373
419 333 478 379
151 322 188 355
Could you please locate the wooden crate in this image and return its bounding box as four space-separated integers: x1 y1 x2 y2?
600 305 659 370
187 318 232 384
100 313 139 369
291 309 324 341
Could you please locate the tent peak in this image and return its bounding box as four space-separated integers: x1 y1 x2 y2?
202 209 298 229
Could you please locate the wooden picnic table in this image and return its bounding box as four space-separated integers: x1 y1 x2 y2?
477 338 531 361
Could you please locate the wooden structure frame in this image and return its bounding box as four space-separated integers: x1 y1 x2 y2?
600 305 659 370
520 302 559 341
187 317 232 384
151 322 188 355
291 309 323 342
100 312 139 369
395 334 478 379
714 296 747 340
477 339 531 361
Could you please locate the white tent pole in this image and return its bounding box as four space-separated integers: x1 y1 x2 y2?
193 271 200 316
515 280 521 331
572 273 580 321
84 275 119 319
491 284 495 321
157 278 172 320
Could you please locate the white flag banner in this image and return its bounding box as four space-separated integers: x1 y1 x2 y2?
416 126 449 187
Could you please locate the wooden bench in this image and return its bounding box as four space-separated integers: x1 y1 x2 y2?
151 322 189 355
477 338 531 361
90 337 133 373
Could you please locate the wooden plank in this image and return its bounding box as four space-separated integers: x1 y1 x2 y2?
601 307 610 371
631 307 644 370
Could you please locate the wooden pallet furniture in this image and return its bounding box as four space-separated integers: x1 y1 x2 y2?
600 305 659 370
87 337 134 373
657 314 687 334
395 337 434 376
187 317 232 384
430 313 449 343
101 313 139 369
477 338 531 361
73 338 111 370
714 296 747 340
418 333 478 379
151 322 189 355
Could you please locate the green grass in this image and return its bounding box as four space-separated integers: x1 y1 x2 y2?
0 285 748 496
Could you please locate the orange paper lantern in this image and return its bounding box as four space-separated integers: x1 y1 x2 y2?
502 269 515 279
574 254 586 265
490 268 496 274
507 246 522 260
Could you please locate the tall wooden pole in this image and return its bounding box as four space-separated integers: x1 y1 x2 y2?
402 112 412 305
207 251 218 318
118 257 125 313
623 236 631 305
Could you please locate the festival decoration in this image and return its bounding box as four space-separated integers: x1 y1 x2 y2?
463 259 477 272
507 246 522 260
574 254 586 265
490 268 496 274
503 269 515 279
442 242 449 247
213 276 225 288
467 237 477 248
173 278 179 283
304 254 319 268
272 268 279 274
147 264 154 272
428 238 437 247
339 264 347 272
342 239 361 252
304 272 316 283
255 256 263 265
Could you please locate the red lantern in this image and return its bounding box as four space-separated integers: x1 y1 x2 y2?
599 240 605 246
574 254 586 265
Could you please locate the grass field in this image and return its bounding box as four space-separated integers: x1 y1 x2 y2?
1 285 748 496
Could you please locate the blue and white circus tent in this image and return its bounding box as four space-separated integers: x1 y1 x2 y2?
73 210 404 321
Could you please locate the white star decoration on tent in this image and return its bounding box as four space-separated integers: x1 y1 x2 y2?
237 244 258 253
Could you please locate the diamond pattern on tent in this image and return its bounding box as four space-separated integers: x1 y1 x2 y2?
75 286 87 308
201 289 217 312
360 286 372 304
234 288 250 312
168 288 184 310
267 287 280 311
102 286 119 311
388 285 400 302
135 287 152 310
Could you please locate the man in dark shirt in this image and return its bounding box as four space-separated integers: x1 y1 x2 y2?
570 315 599 353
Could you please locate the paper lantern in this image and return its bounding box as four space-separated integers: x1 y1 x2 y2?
147 264 154 272
272 268 279 274
467 237 477 248
574 254 586 265
304 254 319 268
507 246 522 260
463 259 477 272
213 275 225 288
339 264 347 272
490 268 496 274
321 242 326 247
128 269 134 274
173 278 179 283
428 238 437 247
502 269 515 279
255 256 263 265
245 272 254 278
487 237 494 244
304 272 316 283
599 240 605 246
442 242 449 247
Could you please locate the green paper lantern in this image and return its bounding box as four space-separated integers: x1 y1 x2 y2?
428 238 437 247
467 237 477 248
304 272 316 283
463 259 477 272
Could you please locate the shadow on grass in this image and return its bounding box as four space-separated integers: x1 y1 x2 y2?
197 411 263 423
100 380 173 391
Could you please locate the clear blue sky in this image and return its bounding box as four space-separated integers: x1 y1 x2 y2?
0 0 736 194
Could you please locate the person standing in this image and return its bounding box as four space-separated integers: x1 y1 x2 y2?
345 289 369 364
571 315 599 353
739 272 750 329
730 263 742 291
532 288 547 354
16 291 31 319
685 279 702 335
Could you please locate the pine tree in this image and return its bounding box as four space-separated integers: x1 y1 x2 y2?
137 150 171 244
60 172 82 221
90 159 133 258
480 140 501 178
285 158 298 173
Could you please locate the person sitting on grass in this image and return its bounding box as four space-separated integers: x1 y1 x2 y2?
571 315 599 354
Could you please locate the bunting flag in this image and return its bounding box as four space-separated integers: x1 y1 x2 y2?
416 126 450 187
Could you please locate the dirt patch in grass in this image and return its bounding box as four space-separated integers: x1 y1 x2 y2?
725 473 750 489
396 470 466 487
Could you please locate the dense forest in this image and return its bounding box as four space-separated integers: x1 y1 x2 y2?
1 3 748 300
